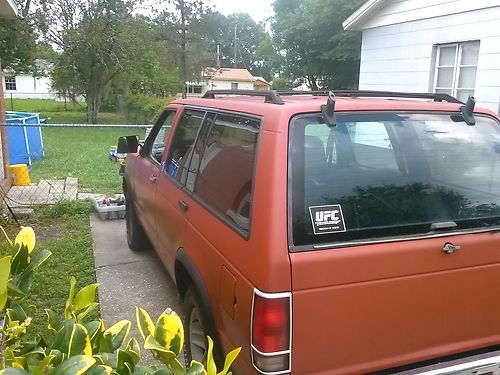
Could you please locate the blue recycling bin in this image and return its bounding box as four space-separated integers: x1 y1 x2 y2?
5 111 45 166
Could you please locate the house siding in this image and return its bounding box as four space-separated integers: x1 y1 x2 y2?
2 74 57 99
361 0 500 29
204 80 254 91
358 6 500 113
186 79 255 98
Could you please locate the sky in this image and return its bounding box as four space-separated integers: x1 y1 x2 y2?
208 0 274 22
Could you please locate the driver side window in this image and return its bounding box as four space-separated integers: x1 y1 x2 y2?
148 111 176 163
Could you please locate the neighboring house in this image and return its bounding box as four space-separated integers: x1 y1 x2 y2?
2 59 57 100
343 0 500 113
253 77 270 91
186 67 257 97
0 0 18 189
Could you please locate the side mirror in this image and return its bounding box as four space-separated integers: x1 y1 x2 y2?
117 135 139 153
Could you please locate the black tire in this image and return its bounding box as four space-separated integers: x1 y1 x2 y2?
125 197 151 252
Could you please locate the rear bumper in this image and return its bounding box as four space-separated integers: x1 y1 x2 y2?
394 349 500 375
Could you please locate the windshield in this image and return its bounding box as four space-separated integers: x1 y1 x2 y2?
289 112 500 248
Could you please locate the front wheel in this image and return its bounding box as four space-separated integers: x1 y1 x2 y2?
125 197 151 252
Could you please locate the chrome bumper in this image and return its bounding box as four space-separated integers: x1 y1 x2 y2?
396 350 500 375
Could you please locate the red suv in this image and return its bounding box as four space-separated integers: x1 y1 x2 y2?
119 90 500 374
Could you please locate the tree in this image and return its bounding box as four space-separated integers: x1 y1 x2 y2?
271 0 365 90
196 12 273 80
0 0 37 72
38 0 144 123
154 0 210 92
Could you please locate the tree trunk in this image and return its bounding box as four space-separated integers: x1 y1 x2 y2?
307 75 319 91
86 89 101 124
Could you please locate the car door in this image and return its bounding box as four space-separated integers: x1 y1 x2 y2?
154 109 211 278
132 109 177 245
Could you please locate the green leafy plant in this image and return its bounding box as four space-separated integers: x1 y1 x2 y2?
0 227 240 374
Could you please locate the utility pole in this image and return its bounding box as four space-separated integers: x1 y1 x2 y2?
234 24 237 68
217 44 221 68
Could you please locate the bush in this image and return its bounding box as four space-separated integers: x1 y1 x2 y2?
123 95 173 125
0 227 240 374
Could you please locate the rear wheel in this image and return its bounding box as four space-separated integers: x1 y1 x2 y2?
125 197 151 251
183 287 209 364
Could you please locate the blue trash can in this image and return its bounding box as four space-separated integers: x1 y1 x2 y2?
5 111 45 166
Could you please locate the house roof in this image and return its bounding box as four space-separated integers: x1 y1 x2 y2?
0 0 18 18
203 67 255 82
343 0 500 30
253 77 270 85
342 0 387 30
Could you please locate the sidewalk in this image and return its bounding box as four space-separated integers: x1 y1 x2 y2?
7 177 78 206
90 214 182 342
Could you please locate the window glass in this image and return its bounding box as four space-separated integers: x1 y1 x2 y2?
461 42 480 65
231 82 239 90
434 41 480 98
165 110 205 184
194 114 260 232
185 113 216 192
438 46 456 66
148 111 175 163
5 76 16 91
290 113 500 247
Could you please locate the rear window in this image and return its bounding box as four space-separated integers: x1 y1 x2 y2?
289 112 500 247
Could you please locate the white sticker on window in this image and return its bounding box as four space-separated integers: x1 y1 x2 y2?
309 204 346 235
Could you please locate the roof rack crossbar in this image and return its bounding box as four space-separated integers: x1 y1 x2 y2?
201 89 285 105
276 90 463 104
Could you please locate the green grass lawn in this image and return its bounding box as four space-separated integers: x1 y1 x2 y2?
30 126 147 194
3 98 131 124
0 201 99 338
4 98 145 194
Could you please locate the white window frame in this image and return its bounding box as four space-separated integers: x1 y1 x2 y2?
5 76 17 91
433 41 479 99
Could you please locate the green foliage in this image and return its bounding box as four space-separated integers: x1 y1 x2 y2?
0 228 240 374
124 94 171 125
154 0 210 83
38 0 150 123
0 17 37 72
272 0 365 89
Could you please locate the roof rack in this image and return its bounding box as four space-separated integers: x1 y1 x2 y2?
276 90 463 104
201 89 464 105
202 89 284 105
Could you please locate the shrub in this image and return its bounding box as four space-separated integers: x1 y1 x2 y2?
123 95 173 125
0 227 240 374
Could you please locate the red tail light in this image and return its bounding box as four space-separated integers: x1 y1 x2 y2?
251 289 291 374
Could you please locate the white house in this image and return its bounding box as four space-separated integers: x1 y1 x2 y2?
2 59 57 100
186 67 258 97
343 0 500 113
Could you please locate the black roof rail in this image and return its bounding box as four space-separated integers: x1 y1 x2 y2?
276 90 463 104
202 89 284 105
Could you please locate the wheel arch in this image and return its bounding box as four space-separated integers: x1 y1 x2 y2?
175 249 223 363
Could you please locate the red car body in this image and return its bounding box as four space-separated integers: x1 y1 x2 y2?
122 91 500 374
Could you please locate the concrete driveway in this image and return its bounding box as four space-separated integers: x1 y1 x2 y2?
90 215 182 342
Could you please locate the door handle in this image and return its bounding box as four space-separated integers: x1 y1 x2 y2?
149 174 158 183
443 243 461 254
178 200 189 212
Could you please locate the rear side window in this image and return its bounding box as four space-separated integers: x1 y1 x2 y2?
290 113 500 247
193 114 260 233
